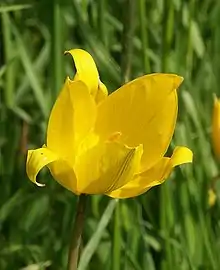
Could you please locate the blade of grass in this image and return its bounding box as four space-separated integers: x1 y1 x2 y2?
161 0 174 72
186 0 195 81
138 0 151 73
15 43 50 104
12 22 49 118
98 0 107 47
160 1 175 269
111 2 136 269
2 11 15 108
52 0 64 98
0 4 31 13
121 0 135 83
112 201 121 270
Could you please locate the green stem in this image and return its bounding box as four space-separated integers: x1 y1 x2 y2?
68 194 87 270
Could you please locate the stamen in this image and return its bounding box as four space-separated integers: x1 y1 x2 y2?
108 132 122 142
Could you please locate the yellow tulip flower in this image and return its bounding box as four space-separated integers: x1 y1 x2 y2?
212 96 220 160
26 49 193 198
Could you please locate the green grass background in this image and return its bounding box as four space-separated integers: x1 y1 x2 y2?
1 0 220 269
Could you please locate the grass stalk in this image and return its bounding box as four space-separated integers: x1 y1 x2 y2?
2 11 14 108
186 0 195 81
161 0 174 72
98 0 107 47
160 0 174 269
138 0 151 73
52 0 63 99
112 1 136 269
112 202 121 270
121 0 135 83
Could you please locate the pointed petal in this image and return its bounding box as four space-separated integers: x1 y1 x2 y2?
74 141 143 194
65 49 99 96
95 73 183 170
26 147 78 193
95 81 108 103
108 146 193 198
65 49 108 102
47 78 96 165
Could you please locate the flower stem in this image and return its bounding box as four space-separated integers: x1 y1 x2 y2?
68 194 87 270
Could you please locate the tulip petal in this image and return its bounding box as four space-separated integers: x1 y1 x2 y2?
26 147 59 186
48 160 78 194
108 146 193 198
74 141 143 194
26 147 78 193
95 81 108 103
47 78 96 165
95 73 183 170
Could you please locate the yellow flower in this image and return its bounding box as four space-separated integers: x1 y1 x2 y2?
26 49 193 198
212 96 220 160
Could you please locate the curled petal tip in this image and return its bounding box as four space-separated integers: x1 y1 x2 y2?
66 76 72 83
171 146 193 167
214 95 220 106
26 148 59 186
174 75 184 89
179 76 184 83
63 48 99 97
213 93 218 102
35 181 45 187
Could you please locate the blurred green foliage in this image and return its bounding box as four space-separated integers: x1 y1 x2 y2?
0 0 220 269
